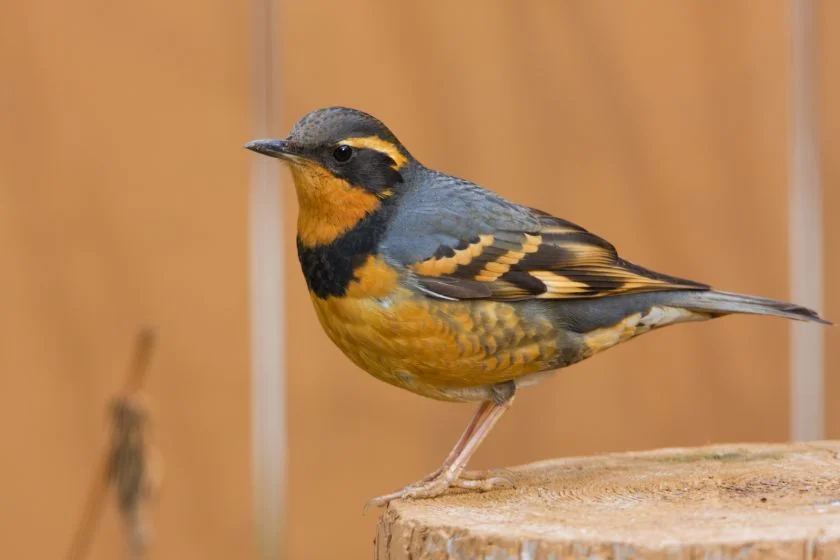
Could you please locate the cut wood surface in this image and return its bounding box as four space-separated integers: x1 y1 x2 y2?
375 442 840 559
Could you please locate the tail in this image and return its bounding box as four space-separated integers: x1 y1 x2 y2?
668 290 831 325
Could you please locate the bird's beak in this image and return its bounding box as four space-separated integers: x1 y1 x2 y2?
244 138 302 162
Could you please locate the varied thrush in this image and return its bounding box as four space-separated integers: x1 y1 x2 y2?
246 107 829 507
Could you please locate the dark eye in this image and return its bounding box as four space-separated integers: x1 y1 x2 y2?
333 145 353 163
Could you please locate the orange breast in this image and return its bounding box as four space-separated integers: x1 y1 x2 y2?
308 258 561 401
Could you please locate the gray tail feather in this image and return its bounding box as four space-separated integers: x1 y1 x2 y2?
669 290 831 325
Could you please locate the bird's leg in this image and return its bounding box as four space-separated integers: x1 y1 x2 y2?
367 385 516 508
434 397 515 489
415 401 493 483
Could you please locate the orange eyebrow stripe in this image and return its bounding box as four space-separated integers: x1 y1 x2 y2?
339 136 408 169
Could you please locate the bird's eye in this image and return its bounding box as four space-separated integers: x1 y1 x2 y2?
333 145 353 163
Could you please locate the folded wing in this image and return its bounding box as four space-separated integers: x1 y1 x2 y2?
407 210 709 301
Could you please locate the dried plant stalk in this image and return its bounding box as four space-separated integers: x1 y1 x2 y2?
66 329 160 560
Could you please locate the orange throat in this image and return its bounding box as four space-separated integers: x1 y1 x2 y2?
289 162 382 247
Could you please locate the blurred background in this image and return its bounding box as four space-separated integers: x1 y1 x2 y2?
1 1 837 559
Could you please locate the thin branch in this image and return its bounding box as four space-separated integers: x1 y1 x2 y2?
65 328 158 560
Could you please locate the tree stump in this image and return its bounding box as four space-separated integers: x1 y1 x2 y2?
375 442 840 559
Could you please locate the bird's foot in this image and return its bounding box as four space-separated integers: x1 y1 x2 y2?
365 468 515 510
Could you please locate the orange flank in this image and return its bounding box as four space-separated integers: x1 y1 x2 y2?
311 261 560 400
345 257 398 299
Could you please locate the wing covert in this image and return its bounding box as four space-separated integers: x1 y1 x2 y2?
406 210 708 301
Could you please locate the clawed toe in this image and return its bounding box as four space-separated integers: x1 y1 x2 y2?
365 400 516 511
365 469 513 511
460 468 516 487
451 475 514 491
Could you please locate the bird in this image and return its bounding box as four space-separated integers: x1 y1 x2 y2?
245 106 829 507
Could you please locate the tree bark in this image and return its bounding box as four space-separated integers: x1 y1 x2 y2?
375 442 840 559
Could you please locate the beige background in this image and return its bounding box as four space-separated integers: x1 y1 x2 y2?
0 1 253 558
823 0 840 438
1 1 835 559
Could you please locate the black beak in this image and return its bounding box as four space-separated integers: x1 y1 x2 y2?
244 138 300 160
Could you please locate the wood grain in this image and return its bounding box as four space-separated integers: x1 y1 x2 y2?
377 442 840 559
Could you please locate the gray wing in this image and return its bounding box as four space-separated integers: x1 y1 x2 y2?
380 167 708 301
380 167 539 265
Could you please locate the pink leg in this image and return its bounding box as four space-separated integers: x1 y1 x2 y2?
367 397 515 508
417 401 493 483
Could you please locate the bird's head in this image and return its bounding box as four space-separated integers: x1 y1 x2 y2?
246 107 412 246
